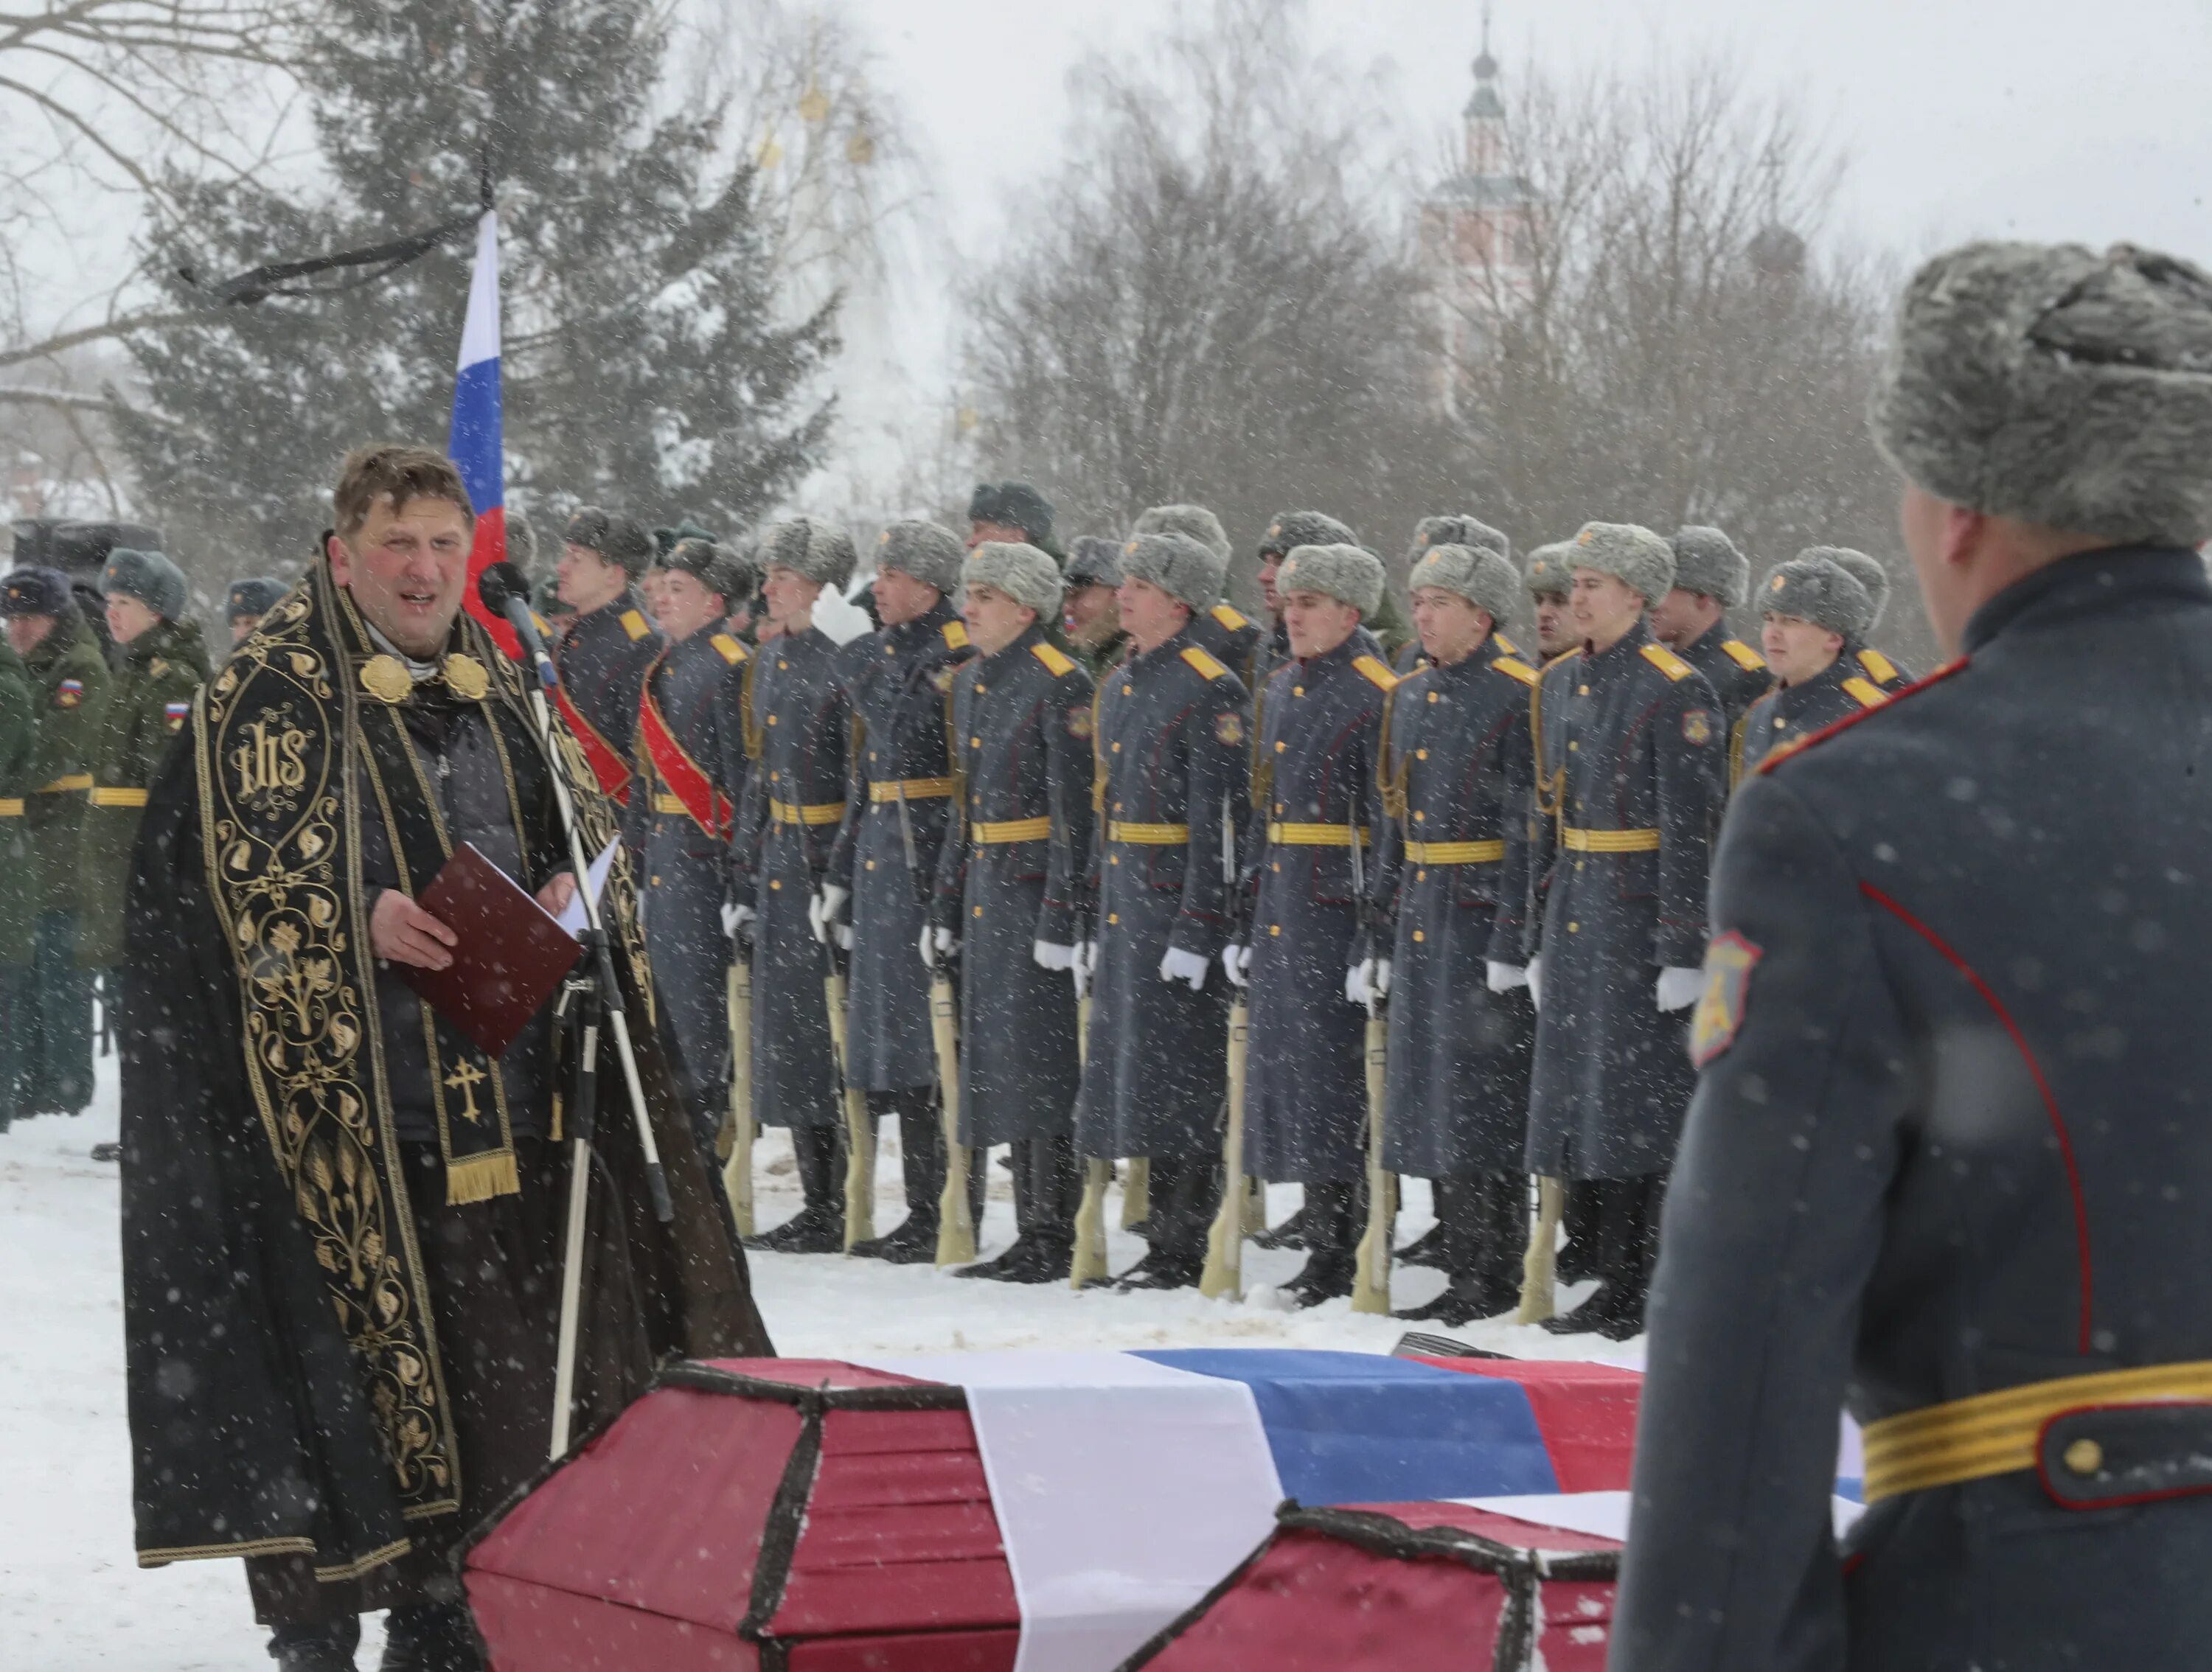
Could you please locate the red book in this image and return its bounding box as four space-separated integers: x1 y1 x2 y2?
400 843 582 1059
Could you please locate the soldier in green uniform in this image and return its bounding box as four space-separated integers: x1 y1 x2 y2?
0 631 39 1133
225 577 288 647
1 567 110 1121
1061 537 1128 676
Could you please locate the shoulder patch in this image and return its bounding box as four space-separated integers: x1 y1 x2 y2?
1180 645 1230 681
1492 632 1520 658
1858 647 1900 684
54 677 83 708
1842 675 1889 709
1722 638 1767 671
1210 603 1251 633
1492 655 1539 687
1032 641 1077 677
1352 654 1399 692
942 620 970 649
710 632 747 665
1640 642 1694 681
1068 703 1093 739
1690 932 1764 1067
619 608 650 641
1757 656 1969 776
1214 711 1245 746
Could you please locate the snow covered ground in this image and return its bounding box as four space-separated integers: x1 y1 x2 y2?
1 1055 1630 1670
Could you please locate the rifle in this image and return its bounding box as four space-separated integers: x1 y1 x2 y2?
1199 790 1250 1300
1056 770 1110 1289
1348 806 1392 1315
1516 1177 1562 1323
720 950 756 1236
818 851 875 1247
899 781 977 1266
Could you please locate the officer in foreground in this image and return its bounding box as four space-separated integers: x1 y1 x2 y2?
1729 555 1884 784
1615 240 2212 1670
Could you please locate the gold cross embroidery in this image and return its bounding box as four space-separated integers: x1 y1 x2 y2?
443 1059 489 1124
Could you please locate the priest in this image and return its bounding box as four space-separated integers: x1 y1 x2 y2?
119 445 769 1672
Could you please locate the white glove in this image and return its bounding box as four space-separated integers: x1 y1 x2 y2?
1526 954 1544 1011
1657 965 1705 1013
1218 942 1251 988
720 902 754 939
1346 956 1392 1006
1368 956 1391 1002
1073 939 1096 1000
1485 961 1527 994
1162 946 1211 990
808 883 850 945
1034 940 1076 971
918 923 956 968
1344 963 1368 1004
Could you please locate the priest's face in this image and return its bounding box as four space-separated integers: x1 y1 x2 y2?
330 493 471 659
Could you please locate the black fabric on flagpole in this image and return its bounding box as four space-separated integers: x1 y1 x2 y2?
182 208 479 305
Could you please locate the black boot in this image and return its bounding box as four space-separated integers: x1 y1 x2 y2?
1283 1182 1357 1308
1251 1199 1308 1250
378 1603 481 1672
1541 1176 1658 1340
1399 1172 1521 1324
1556 1179 1601 1284
1114 1153 1211 1290
269 1619 361 1672
1395 1177 1454 1269
745 1125 844 1253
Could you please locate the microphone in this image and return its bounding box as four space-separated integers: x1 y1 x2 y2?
478 562 560 689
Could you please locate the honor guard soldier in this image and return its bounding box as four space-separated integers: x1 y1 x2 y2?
0 565 109 1123
1061 536 1129 676
224 576 287 647
1655 526 1772 726
553 506 663 804
816 520 975 1262
1133 503 1260 676
967 479 1062 561
1249 511 1355 688
733 518 860 1253
1818 544 1919 691
931 543 1096 1281
1520 523 1721 1340
1075 530 1249 1289
629 537 753 1145
1523 543 1578 660
1617 242 2212 1671
1399 517 1524 672
1730 554 1884 784
1364 544 1539 1324
1221 543 1394 1305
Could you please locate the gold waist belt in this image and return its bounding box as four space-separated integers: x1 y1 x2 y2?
973 816 1053 843
1861 1360 2212 1503
771 798 844 826
88 786 150 809
651 792 688 817
869 776 956 803
1561 826 1660 853
1267 822 1371 846
1404 839 1505 864
1109 821 1188 845
0 798 22 817
37 773 91 795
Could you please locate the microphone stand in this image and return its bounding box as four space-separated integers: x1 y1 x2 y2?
492 585 673 1460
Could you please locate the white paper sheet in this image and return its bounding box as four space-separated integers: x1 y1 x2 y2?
554 837 620 935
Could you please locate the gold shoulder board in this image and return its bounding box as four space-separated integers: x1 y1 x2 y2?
1210 603 1251 633
1353 654 1399 692
1492 632 1520 657
942 621 970 649
1493 656 1539 687
1843 676 1890 709
1032 641 1076 677
1722 638 1767 671
1180 645 1230 680
619 608 650 641
711 633 747 665
1641 643 1694 681
1859 647 1899 683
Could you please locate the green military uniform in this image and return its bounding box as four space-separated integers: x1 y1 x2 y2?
78 616 211 967
0 638 40 1131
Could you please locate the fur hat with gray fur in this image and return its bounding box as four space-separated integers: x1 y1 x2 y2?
1668 526 1749 607
1277 543 1385 617
1411 515 1510 563
1806 546 1893 628
1257 509 1356 560
758 517 858 590
1133 504 1231 565
1759 554 1876 641
874 519 966 594
1566 521 1676 604
1064 535 1123 590
964 540 1065 619
102 547 189 621
1524 542 1573 600
1409 543 1520 625
564 506 654 579
1118 530 1225 612
661 537 751 604
1871 240 2212 547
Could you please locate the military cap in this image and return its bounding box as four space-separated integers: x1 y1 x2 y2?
1668 526 1750 607
1118 530 1225 612
1524 542 1573 600
758 517 858 590
964 540 1065 617
1759 554 1876 641
505 509 538 576
1257 510 1357 560
967 481 1057 546
1 566 72 618
1064 534 1123 590
1566 521 1676 603
661 537 750 602
1409 543 1520 624
651 520 717 562
874 519 966 594
564 506 654 579
226 576 287 622
1410 515 1510 563
1277 543 1385 617
1873 240 2212 548
1808 546 1893 629
1133 504 1232 565
101 547 189 621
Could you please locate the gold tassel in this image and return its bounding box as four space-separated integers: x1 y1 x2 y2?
549 1091 564 1145
445 1150 521 1205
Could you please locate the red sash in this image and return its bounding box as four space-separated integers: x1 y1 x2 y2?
639 686 731 838
554 683 632 805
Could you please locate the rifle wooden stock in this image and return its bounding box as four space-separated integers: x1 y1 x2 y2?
1069 996 1110 1289
823 964 876 1247
1121 1156 1151 1228
1197 996 1250 1300
931 972 976 1265
720 960 756 1236
1350 1011 1393 1314
1516 1174 1562 1323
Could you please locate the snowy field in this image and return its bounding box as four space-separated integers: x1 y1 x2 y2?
1 1055 1630 1670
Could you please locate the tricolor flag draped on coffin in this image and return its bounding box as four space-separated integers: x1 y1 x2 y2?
448 206 522 659
461 1348 1645 1672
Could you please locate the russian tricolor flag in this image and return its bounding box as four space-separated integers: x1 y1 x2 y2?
449 209 521 657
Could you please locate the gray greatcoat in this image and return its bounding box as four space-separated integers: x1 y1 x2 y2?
1523 619 1720 1180
1680 619 1773 730
827 597 973 1093
1370 647 1540 1178
1074 625 1250 1163
1731 647 1891 785
733 625 849 1129
931 624 1096 1148
552 587 664 801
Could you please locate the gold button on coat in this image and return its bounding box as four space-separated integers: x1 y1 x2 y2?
2064 1438 2104 1475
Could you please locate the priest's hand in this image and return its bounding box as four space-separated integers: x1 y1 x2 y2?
537 873 578 919
372 888 457 970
